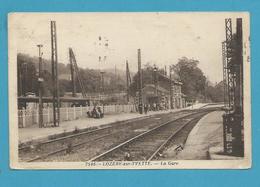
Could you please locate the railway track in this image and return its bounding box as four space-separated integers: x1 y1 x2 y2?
88 111 209 162
19 110 195 162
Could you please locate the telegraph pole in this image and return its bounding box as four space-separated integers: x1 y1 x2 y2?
222 41 227 107
100 71 105 114
169 65 173 109
233 18 243 156
51 21 60 127
100 71 105 93
153 64 158 97
22 63 28 96
225 18 234 110
18 62 23 96
126 60 130 103
37 44 44 128
69 48 76 97
138 49 143 114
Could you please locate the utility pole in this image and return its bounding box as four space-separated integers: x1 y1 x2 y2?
126 60 130 103
114 65 117 92
37 44 44 128
100 71 105 93
138 49 143 114
18 62 23 96
22 62 28 96
233 18 243 156
169 65 173 109
225 18 234 110
51 21 60 127
222 41 227 107
153 64 158 97
69 48 76 97
235 18 243 115
223 18 234 154
100 71 105 114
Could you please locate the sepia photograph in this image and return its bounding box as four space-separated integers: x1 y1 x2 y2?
8 12 251 169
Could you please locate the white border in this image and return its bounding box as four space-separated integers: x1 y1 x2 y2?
8 12 251 169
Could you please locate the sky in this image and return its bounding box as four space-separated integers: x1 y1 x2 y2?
10 12 249 83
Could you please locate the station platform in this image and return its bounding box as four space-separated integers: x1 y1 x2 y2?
19 108 185 144
176 110 225 160
18 103 212 145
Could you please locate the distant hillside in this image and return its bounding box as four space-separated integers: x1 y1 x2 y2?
17 53 128 96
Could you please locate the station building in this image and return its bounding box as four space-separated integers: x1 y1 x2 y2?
136 73 186 110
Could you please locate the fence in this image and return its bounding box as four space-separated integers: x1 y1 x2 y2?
18 104 137 128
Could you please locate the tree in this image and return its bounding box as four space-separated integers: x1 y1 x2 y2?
173 57 206 101
205 81 224 103
17 53 38 96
